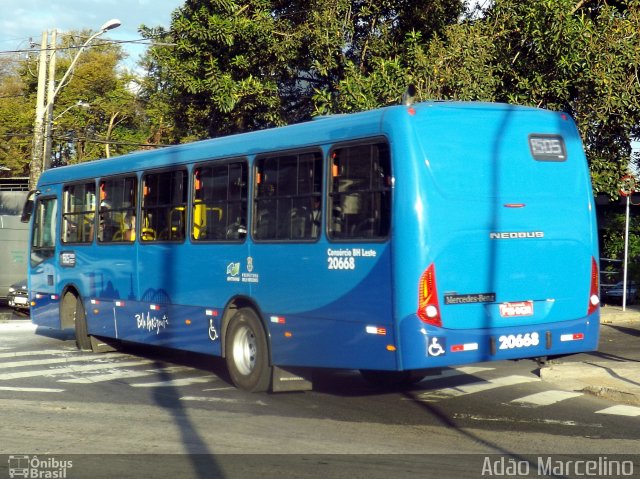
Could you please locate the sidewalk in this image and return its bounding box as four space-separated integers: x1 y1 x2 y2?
539 304 640 406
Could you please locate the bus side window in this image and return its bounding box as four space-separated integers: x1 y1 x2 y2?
62 182 96 244
253 150 322 241
98 176 137 243
142 169 187 242
328 141 391 240
191 160 247 242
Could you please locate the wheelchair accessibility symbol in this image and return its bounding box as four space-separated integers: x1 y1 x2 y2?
208 319 219 341
427 337 446 357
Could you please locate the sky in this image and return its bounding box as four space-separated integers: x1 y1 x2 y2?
0 0 184 68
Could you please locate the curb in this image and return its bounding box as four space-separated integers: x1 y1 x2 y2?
540 362 640 406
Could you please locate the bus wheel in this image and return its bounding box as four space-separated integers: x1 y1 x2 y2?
73 296 91 351
225 308 271 392
359 369 427 389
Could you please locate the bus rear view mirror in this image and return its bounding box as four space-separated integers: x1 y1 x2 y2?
21 190 39 223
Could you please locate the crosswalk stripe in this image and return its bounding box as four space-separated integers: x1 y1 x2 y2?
454 366 495 374
0 355 126 370
131 376 217 387
415 375 540 402
57 365 193 384
0 386 65 393
0 359 155 381
511 390 583 406
595 405 640 417
58 370 155 384
413 366 495 384
180 396 239 404
0 350 78 358
0 322 37 332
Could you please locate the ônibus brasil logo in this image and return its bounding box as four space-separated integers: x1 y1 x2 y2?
8 455 73 479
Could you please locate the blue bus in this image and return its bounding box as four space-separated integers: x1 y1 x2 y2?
23 101 600 392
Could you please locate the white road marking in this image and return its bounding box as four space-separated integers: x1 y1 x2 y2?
0 322 37 332
415 375 540 402
595 405 640 417
0 349 80 358
453 366 496 375
453 413 602 428
511 390 583 407
0 360 155 380
0 355 127 370
131 376 217 387
58 366 193 383
411 366 495 385
180 396 239 404
0 386 65 393
59 370 155 384
181 396 268 406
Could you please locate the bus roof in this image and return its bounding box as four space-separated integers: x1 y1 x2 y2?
37 101 556 186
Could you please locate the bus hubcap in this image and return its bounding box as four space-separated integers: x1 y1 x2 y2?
232 325 256 376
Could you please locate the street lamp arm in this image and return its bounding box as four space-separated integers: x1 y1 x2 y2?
34 18 122 180
48 19 122 108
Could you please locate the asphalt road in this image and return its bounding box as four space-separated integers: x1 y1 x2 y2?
0 309 639 478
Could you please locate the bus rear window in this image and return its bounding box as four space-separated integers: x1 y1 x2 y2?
328 141 391 240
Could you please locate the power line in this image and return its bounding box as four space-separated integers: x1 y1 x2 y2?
0 37 174 57
0 131 171 149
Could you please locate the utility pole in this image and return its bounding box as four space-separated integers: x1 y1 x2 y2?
29 31 48 190
43 29 57 171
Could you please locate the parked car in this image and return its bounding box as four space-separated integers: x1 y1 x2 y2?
604 281 638 304
7 278 29 313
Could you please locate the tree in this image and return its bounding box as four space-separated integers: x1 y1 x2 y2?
482 0 640 198
40 31 151 166
1 30 153 175
0 56 33 177
140 0 465 139
318 0 640 199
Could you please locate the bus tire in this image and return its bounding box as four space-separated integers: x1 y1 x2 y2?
74 296 91 351
359 369 426 388
225 308 271 392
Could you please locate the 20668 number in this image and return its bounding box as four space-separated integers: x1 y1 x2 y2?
498 332 540 350
328 257 355 270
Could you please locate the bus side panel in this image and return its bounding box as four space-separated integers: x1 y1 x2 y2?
252 242 397 371
101 242 247 354
76 245 138 339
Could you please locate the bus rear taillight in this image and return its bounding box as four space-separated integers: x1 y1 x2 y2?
588 256 599 316
418 264 442 327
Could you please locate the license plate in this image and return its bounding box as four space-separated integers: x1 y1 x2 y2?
499 301 533 317
13 296 28 305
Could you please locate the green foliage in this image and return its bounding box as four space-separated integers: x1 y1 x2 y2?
0 56 32 176
0 30 152 177
483 0 640 198
600 208 640 282
3 0 640 208
140 0 464 138
45 32 149 165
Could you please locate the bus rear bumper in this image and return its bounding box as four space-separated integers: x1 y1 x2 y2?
398 310 600 370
